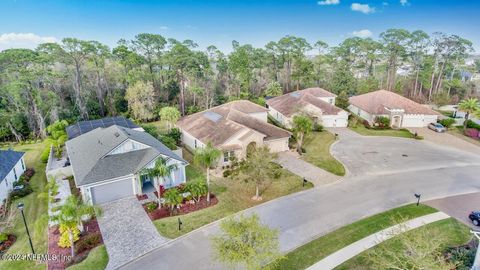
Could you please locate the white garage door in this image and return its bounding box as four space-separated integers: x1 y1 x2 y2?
90 178 134 204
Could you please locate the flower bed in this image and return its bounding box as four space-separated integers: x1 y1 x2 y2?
136 194 148 201
48 218 103 270
143 195 219 221
0 234 16 254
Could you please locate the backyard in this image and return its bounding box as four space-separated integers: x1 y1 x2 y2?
0 142 48 270
301 131 345 176
154 149 313 238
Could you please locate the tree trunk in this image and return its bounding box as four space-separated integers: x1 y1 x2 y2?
94 63 105 116
464 113 469 131
428 71 435 101
255 185 259 199
206 167 211 203
434 62 446 93
69 230 75 258
178 70 186 116
74 60 88 120
297 133 304 155
414 68 420 97
7 122 23 142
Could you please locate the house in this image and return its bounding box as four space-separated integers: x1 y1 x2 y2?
348 90 440 128
0 149 26 204
266 88 349 128
65 125 187 205
66 116 144 140
176 100 291 165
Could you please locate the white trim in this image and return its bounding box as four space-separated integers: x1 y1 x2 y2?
103 138 151 157
82 174 135 189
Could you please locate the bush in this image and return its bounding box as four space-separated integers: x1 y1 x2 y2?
465 128 479 138
439 118 456 128
374 116 390 129
41 145 51 163
362 120 371 129
145 202 158 213
166 128 182 145
141 124 160 139
313 123 324 132
447 245 476 270
9 184 33 200
159 135 177 150
58 225 80 248
74 232 102 254
223 170 232 178
23 168 35 179
467 120 480 130
0 233 8 242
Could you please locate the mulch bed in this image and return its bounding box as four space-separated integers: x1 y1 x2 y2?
136 194 148 201
143 195 218 221
48 218 103 270
0 235 16 254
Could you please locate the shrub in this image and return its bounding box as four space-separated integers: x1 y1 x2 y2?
145 202 158 213
41 145 51 163
0 233 8 242
23 168 35 179
163 188 183 214
362 120 371 128
313 123 324 132
467 120 480 130
74 232 102 254
9 184 33 200
159 135 177 150
438 118 456 128
223 170 232 178
141 124 160 139
166 128 182 145
58 224 80 248
447 246 476 270
374 116 390 129
185 179 208 202
465 128 479 138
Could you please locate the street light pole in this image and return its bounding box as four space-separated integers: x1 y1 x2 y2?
471 230 480 270
17 203 35 254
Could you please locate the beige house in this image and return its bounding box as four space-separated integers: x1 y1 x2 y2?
266 88 349 128
177 100 291 165
348 90 441 128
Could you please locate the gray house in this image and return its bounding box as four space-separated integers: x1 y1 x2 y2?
65 125 187 205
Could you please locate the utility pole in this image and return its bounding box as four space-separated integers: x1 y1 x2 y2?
471 230 480 270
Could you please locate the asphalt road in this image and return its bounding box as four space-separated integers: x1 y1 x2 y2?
120 131 480 270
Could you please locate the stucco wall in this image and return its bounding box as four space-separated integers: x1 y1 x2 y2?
321 111 349 127
1 157 25 204
265 138 289 152
181 129 206 152
268 107 289 127
402 114 438 127
349 105 374 124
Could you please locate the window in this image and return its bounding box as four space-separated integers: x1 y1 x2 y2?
194 140 197 148
21 159 25 170
13 168 17 180
223 151 234 163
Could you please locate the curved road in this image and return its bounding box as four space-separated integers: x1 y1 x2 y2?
120 130 480 270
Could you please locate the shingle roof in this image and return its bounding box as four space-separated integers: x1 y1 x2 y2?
349 90 441 115
0 149 25 181
65 125 186 186
66 116 139 139
266 88 344 117
176 100 290 148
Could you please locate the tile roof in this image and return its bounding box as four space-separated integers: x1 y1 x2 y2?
0 149 25 181
349 90 441 115
266 88 344 117
65 125 186 186
176 100 290 148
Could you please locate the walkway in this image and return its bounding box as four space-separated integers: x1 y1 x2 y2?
276 151 340 186
97 197 169 270
307 212 450 270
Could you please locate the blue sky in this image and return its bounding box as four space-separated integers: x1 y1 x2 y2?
0 0 479 53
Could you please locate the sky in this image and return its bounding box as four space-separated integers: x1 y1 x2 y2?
0 0 479 53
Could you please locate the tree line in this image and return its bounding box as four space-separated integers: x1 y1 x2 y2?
0 29 478 142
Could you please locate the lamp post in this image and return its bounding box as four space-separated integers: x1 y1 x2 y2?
471 230 480 270
17 202 35 254
414 193 421 206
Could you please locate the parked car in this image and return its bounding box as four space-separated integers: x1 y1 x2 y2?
428 123 447 133
469 211 480 226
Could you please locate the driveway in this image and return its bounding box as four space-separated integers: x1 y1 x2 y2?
425 192 480 229
97 197 169 270
120 133 480 270
276 151 340 186
409 127 480 156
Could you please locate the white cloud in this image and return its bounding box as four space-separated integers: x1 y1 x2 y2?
159 26 170 30
352 29 373 38
318 0 340 5
400 0 410 6
351 3 376 14
0 33 57 50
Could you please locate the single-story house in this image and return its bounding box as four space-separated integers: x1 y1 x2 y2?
66 116 144 140
0 149 26 204
65 125 187 205
176 100 291 165
348 89 441 128
266 88 349 128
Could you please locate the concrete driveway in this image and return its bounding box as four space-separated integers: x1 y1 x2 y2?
409 127 480 156
97 197 169 270
426 192 480 229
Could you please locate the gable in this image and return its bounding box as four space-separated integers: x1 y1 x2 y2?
106 139 150 156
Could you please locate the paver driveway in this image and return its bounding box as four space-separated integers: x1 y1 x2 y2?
426 192 480 229
97 197 169 270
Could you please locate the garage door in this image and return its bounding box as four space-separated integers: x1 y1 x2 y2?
90 178 134 204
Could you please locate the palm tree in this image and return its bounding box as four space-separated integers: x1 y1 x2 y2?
163 188 183 215
52 195 100 257
141 157 178 208
458 98 480 131
292 115 313 155
194 142 221 203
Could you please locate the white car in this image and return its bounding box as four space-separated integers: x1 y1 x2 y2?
428 123 447 133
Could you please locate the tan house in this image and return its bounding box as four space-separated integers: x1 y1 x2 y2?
266 88 349 128
177 100 291 165
349 90 441 128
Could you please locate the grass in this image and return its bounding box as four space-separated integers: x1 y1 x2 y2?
348 116 420 139
67 245 109 270
272 204 437 270
154 149 313 238
335 218 471 270
0 142 49 270
447 126 480 147
301 131 345 176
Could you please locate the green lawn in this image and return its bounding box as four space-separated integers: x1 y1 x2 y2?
154 149 313 238
0 142 48 270
67 245 109 270
272 204 437 270
301 131 345 176
349 121 418 139
335 218 471 270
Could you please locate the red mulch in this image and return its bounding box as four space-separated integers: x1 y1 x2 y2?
136 194 148 200
48 218 103 270
143 195 219 221
0 235 16 254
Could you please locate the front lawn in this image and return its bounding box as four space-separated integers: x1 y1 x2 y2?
335 218 471 270
301 131 345 176
67 245 108 270
0 142 48 270
349 121 418 139
272 204 437 270
154 149 313 238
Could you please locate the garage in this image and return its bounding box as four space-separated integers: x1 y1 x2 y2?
90 177 135 204
321 113 349 127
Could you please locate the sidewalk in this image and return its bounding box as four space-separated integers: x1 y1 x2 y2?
307 212 450 270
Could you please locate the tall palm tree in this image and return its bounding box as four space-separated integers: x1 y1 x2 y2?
141 156 178 208
292 115 313 155
458 98 480 131
194 142 221 203
52 195 100 257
